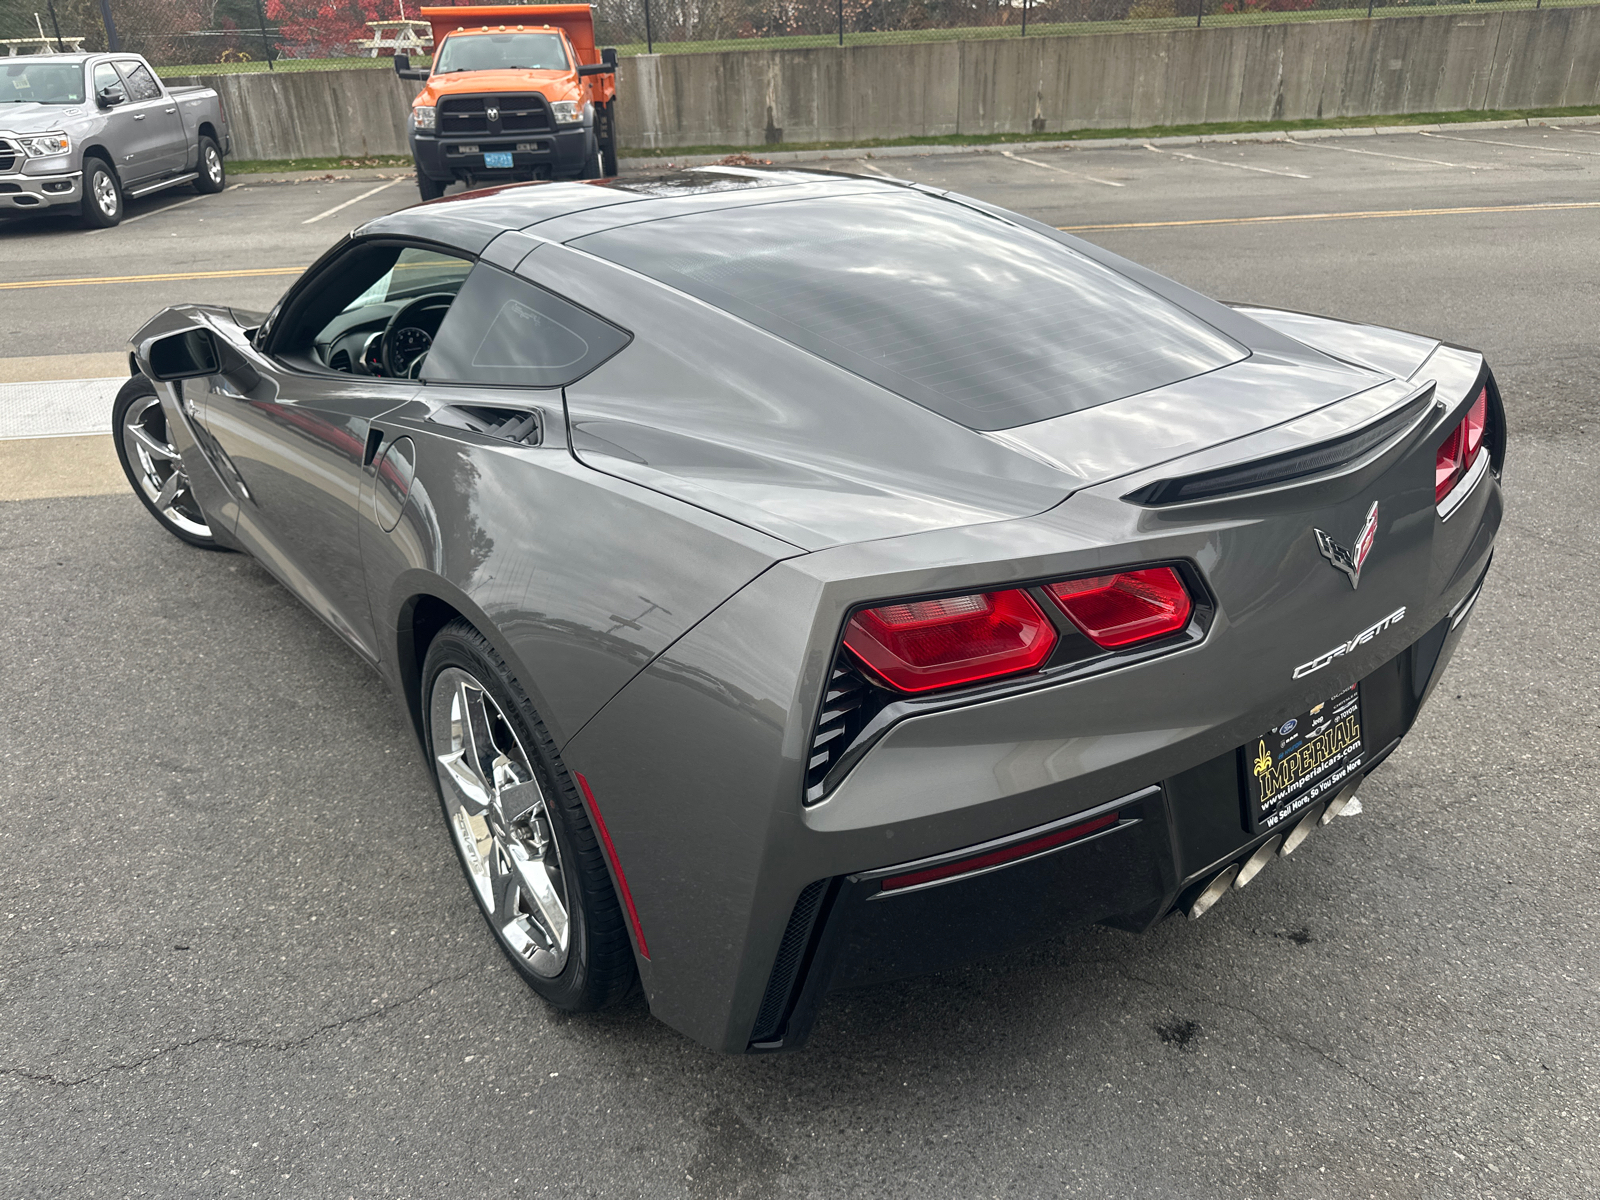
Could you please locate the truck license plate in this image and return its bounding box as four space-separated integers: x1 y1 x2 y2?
484 151 513 169
1244 684 1363 832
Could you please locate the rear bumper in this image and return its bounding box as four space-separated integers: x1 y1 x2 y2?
410 127 588 182
761 587 1483 1049
0 169 80 212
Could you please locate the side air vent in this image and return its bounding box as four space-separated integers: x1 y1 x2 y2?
804 661 875 803
428 405 542 445
749 878 829 1046
1126 383 1436 507
328 348 351 373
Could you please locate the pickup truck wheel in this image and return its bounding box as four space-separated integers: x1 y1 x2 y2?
417 172 448 202
80 157 123 229
193 136 225 194
580 133 603 180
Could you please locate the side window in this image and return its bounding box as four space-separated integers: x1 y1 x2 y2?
92 62 125 104
117 62 161 102
422 264 630 389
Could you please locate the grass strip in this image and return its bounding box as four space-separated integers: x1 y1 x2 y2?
227 155 415 175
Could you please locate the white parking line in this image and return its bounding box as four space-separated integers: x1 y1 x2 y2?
1143 143 1310 179
86 183 242 237
1419 131 1600 159
1286 138 1468 168
1000 149 1124 187
302 177 409 225
857 160 895 178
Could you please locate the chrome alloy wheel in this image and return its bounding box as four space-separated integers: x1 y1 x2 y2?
203 143 223 187
430 667 571 976
120 393 211 538
93 168 119 219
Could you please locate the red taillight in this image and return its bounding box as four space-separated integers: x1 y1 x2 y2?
879 810 1120 893
1436 386 1489 504
1045 567 1193 648
843 589 1057 693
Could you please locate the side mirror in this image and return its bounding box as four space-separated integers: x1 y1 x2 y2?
602 47 617 67
145 328 220 381
393 54 429 81
97 86 125 108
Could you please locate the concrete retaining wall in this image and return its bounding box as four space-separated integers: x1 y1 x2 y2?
182 6 1600 161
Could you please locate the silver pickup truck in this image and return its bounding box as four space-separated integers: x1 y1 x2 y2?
0 52 229 229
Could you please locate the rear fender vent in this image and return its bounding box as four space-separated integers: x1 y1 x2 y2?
428 405 542 445
1125 382 1436 507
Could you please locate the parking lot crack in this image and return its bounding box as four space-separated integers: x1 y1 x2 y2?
0 969 477 1089
1114 966 1401 1101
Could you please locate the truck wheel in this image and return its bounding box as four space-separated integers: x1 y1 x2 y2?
80 156 123 229
580 134 603 180
417 172 448 202
598 101 619 177
193 136 225 194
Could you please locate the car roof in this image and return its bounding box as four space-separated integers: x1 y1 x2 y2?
354 167 912 255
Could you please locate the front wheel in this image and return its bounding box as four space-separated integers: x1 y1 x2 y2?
417 171 448 202
423 620 638 1011
113 375 222 549
193 135 225 194
80 156 122 229
580 133 603 180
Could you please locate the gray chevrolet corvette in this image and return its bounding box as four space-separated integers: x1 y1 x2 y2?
117 167 1502 1053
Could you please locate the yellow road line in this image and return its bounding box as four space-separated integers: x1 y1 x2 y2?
0 266 305 292
1059 200 1600 231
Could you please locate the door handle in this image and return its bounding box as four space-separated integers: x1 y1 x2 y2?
164 107 175 114
132 113 145 121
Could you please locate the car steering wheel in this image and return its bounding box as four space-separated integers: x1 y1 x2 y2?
380 292 456 379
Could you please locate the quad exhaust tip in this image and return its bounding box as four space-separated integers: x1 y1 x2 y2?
1187 864 1239 920
1186 777 1363 919
1233 834 1282 890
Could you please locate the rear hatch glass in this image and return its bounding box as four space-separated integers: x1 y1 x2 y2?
572 191 1247 432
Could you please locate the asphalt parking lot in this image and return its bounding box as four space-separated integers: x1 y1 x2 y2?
2 126 1598 1198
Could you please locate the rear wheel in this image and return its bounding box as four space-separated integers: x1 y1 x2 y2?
193 135 225 194
113 374 221 549
417 171 448 202
423 619 637 1011
80 156 122 229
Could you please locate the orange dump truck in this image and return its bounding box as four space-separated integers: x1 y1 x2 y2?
394 4 618 201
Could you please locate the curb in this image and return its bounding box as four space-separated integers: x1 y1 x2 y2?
615 115 1600 172
231 168 414 185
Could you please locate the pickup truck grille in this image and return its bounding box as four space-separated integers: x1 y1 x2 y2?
438 95 554 137
0 139 18 173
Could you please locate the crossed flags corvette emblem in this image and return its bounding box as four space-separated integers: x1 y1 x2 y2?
1315 501 1379 590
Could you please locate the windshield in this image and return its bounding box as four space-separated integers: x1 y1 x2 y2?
433 31 568 73
0 61 86 104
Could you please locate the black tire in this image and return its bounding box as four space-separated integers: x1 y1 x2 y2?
597 101 619 178
417 171 448 202
112 374 225 550
580 133 603 180
193 135 225 194
422 619 637 1011
80 155 123 229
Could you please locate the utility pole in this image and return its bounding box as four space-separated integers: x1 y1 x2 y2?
255 0 274 68
644 0 653 54
97 0 120 50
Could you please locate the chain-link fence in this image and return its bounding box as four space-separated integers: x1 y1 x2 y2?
0 0 1583 72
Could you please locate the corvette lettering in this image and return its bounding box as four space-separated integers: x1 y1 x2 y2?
1292 606 1406 679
